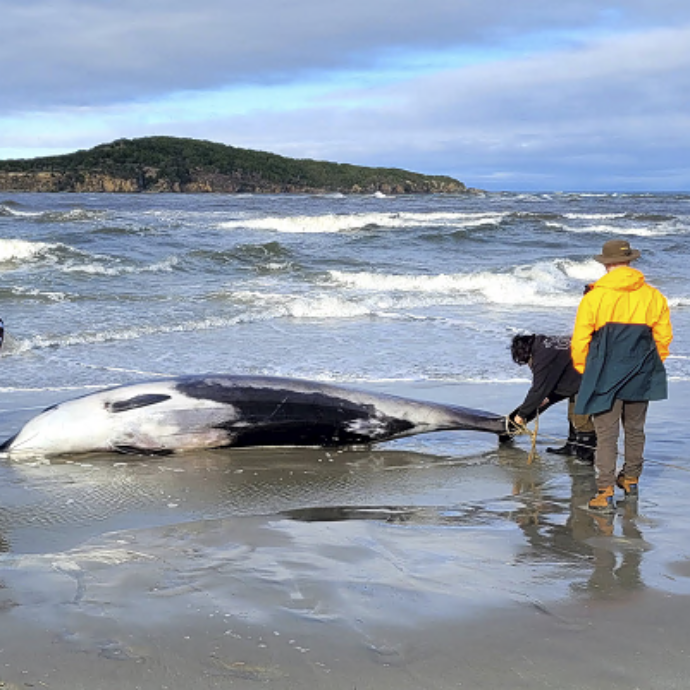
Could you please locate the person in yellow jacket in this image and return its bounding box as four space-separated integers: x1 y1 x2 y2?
571 239 672 512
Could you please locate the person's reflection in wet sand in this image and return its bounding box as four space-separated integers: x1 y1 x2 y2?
565 458 647 599
574 498 646 598
499 444 647 599
498 445 560 537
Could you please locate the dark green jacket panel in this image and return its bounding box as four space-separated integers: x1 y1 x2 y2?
574 322 667 416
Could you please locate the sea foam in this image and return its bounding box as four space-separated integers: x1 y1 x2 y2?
0 238 51 262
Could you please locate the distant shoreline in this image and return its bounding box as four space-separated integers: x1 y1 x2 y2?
0 136 472 195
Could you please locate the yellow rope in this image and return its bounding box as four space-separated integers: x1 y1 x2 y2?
511 418 690 474
527 412 539 465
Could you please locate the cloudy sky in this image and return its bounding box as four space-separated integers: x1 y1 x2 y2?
2 0 689 191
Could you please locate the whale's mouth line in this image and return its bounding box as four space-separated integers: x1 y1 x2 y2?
1 403 63 453
1 429 40 452
0 437 53 461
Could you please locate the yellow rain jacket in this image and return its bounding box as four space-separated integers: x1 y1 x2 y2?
572 267 672 372
572 266 673 415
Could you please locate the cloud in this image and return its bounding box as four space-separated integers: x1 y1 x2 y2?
106 25 686 190
3 0 689 111
2 0 690 189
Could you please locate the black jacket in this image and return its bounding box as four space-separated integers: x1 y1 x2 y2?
517 335 581 421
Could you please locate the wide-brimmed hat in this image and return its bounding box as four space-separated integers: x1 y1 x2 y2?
595 239 641 265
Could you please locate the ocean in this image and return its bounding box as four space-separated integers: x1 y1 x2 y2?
1 191 690 689
1 191 688 389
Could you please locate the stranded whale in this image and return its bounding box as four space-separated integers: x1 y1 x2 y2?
0 375 507 458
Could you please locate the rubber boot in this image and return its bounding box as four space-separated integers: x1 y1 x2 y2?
546 422 577 456
574 431 596 465
588 485 615 513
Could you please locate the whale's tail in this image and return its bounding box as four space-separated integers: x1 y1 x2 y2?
442 403 508 435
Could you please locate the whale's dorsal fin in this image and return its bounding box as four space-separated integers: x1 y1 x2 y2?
106 394 172 413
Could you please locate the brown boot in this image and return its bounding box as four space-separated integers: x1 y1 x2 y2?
616 472 639 499
588 486 615 513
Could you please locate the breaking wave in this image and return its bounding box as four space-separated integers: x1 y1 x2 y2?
0 238 53 263
219 212 508 234
323 258 603 308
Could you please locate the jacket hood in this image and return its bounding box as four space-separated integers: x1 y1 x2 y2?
593 266 646 292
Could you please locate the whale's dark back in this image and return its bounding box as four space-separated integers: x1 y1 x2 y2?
174 375 505 445
175 375 415 446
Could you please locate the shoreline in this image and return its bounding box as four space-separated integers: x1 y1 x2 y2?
1 381 690 688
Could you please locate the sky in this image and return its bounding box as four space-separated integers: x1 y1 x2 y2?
2 1 690 191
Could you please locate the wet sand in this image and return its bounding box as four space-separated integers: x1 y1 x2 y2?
1 381 690 689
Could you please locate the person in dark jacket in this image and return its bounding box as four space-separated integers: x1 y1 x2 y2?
572 239 673 512
506 333 596 463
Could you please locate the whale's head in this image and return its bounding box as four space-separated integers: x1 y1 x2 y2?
1 395 115 458
0 380 237 458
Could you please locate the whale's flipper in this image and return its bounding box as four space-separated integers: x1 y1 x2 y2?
106 394 172 413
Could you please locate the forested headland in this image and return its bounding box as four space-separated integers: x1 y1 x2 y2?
0 137 470 194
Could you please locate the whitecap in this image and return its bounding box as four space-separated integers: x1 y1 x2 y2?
228 290 374 319
326 261 587 309
6 286 69 302
40 208 107 223
553 222 682 237
0 204 43 217
557 258 605 282
218 211 507 234
7 314 238 354
61 256 179 276
563 213 628 220
0 238 52 262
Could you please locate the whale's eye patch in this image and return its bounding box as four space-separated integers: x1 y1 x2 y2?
106 394 172 413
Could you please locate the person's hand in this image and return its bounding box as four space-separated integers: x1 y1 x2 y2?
499 409 528 444
507 411 528 435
